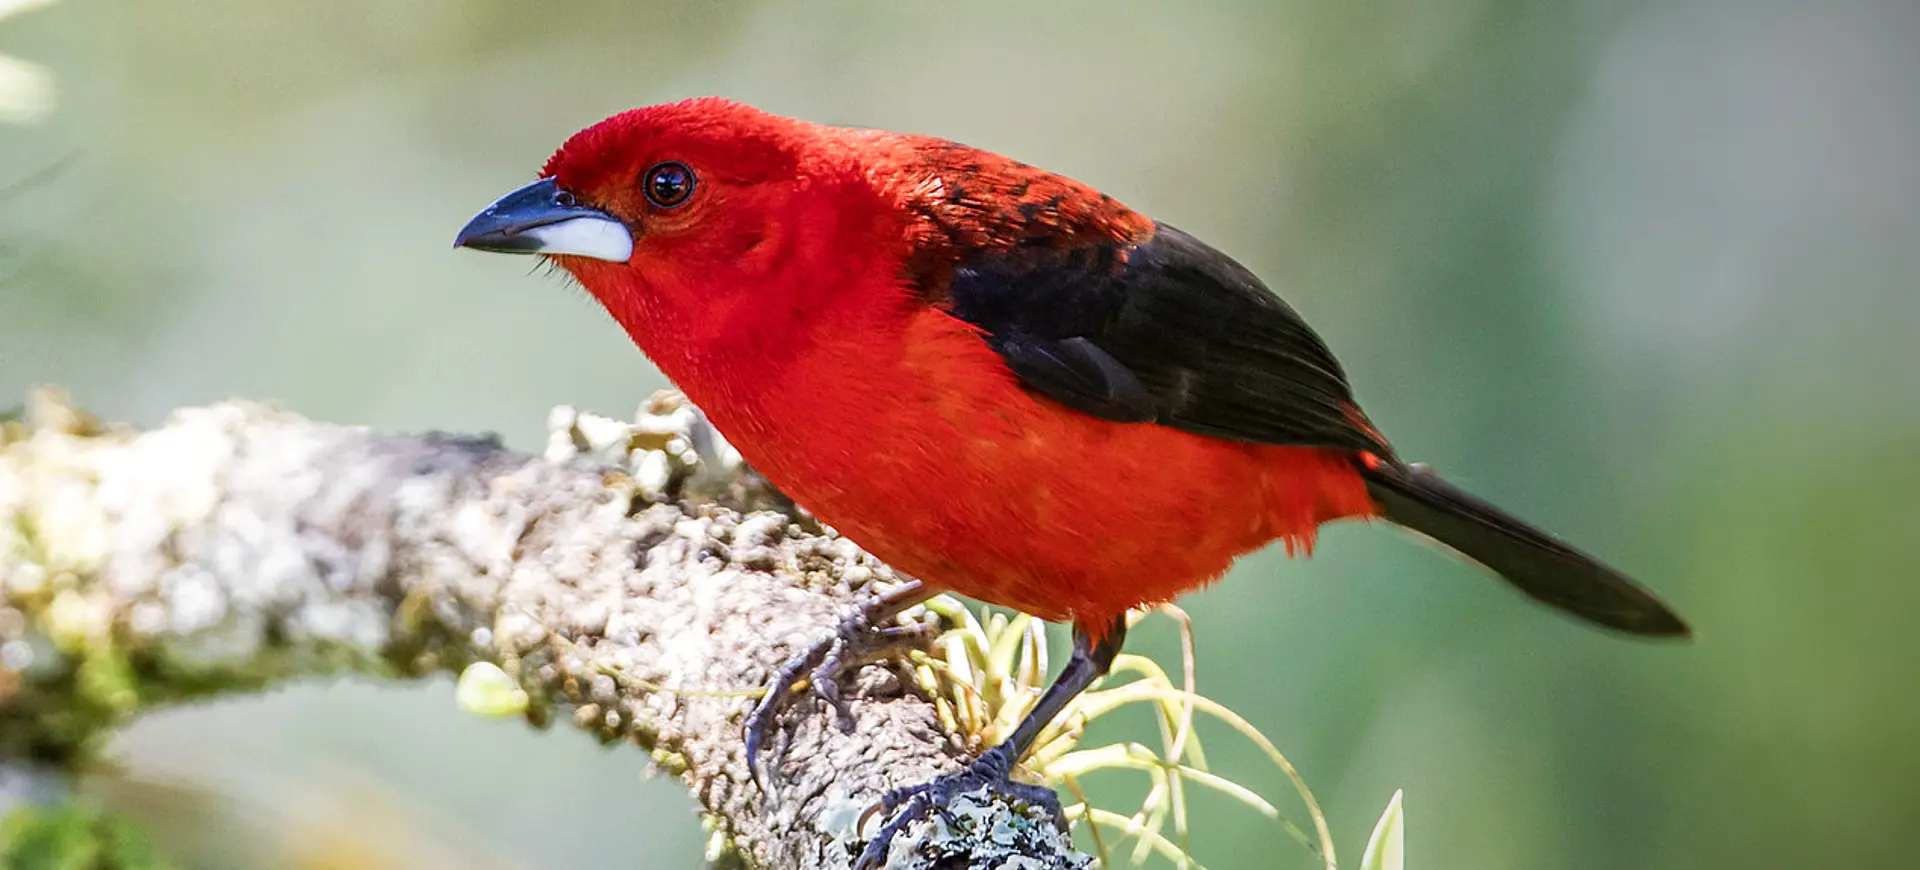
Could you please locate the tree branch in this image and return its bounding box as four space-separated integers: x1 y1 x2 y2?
0 389 1086 870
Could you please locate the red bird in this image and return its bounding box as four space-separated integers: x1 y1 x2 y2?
456 97 1687 862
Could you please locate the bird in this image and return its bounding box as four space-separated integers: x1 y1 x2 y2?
454 96 1689 866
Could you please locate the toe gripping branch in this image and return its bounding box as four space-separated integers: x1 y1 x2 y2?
742 577 1127 869
851 614 1128 870
744 580 940 794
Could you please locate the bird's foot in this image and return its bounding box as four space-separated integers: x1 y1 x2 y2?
853 744 1065 870
745 597 935 794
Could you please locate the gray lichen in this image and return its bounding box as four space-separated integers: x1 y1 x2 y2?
0 388 1087 869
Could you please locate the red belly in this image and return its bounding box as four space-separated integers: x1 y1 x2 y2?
697 309 1380 636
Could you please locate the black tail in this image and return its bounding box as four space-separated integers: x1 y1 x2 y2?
1361 461 1690 638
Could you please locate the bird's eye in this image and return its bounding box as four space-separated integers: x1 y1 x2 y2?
642 161 696 209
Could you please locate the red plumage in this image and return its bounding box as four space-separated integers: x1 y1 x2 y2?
544 99 1379 641
457 97 1687 863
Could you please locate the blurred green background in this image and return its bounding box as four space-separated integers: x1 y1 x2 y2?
3 0 1916 867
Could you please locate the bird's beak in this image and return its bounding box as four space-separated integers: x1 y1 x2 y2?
453 177 634 262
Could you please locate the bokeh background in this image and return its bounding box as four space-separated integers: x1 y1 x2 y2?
3 1 1917 867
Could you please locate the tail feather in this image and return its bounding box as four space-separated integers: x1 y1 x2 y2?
1361 461 1690 638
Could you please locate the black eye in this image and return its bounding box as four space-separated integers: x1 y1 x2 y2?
643 161 696 208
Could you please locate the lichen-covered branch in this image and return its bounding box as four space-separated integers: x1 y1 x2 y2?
0 389 1085 870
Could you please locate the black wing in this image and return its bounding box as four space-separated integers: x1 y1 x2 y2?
944 221 1691 637
945 221 1392 456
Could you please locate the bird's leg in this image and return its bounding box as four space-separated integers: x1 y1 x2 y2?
746 579 938 788
853 615 1128 870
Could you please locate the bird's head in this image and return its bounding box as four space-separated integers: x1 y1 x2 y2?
455 98 901 363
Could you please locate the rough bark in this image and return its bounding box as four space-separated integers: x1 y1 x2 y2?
0 389 1086 870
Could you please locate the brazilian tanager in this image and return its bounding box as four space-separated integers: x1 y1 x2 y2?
455 97 1688 862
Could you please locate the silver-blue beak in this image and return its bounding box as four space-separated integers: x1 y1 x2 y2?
454 177 634 262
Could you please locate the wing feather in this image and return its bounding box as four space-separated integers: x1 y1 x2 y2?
945 221 1392 457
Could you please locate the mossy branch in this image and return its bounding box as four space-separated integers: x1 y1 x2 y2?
0 388 1085 870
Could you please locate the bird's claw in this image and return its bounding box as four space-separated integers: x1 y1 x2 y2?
852 745 1066 870
745 606 935 797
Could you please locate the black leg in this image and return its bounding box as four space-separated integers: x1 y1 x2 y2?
746 580 938 792
853 615 1128 870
